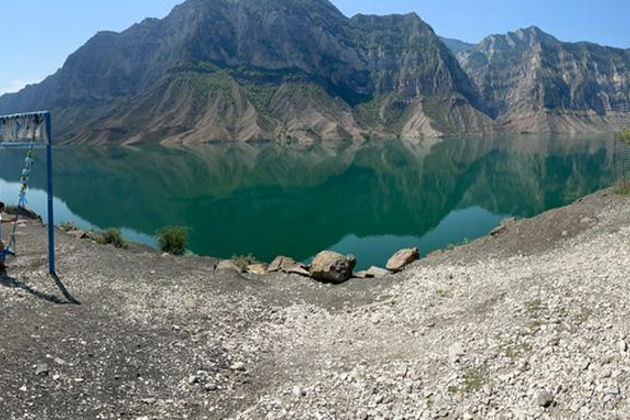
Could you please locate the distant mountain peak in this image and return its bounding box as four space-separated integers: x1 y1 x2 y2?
440 36 475 54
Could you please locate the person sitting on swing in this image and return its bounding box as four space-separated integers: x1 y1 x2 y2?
0 202 18 270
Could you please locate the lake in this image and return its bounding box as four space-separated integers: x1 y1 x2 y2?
0 135 613 269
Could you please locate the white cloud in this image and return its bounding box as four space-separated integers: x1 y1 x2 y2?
0 79 41 96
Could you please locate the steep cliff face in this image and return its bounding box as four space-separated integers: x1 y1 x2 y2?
458 27 630 133
0 0 492 144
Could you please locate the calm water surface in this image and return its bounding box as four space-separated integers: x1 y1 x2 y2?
0 135 613 269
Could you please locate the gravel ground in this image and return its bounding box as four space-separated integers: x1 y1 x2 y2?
0 189 628 419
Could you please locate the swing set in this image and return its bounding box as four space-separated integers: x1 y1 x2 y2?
0 111 56 275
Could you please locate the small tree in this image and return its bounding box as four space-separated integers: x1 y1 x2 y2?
157 226 189 255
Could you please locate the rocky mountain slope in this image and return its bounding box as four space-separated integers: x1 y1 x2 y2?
440 37 475 54
457 26 630 133
0 1 629 143
0 0 492 144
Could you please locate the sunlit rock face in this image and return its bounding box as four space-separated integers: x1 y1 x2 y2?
457 26 630 132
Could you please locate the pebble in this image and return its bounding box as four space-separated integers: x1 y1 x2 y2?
536 391 554 408
35 363 49 376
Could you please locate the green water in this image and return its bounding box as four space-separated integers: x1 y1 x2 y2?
0 135 613 269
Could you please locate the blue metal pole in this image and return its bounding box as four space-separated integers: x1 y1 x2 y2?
45 112 56 275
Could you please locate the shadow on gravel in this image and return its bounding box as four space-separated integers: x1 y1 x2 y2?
0 272 81 305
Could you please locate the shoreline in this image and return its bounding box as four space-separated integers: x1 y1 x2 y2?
1 187 628 418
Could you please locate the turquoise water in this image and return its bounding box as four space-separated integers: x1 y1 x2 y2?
0 135 613 269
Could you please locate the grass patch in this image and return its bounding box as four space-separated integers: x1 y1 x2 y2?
576 307 592 325
504 342 532 359
231 254 261 271
528 320 543 334
462 365 487 392
526 298 543 314
157 226 189 255
436 288 451 299
101 228 128 249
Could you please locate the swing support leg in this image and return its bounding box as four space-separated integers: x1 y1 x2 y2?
45 113 56 276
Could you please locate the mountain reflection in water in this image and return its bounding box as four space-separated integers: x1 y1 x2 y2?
0 135 613 269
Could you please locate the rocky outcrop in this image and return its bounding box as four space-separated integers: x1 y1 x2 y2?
310 251 357 283
457 26 630 133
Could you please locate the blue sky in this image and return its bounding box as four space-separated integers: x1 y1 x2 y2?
1 0 629 95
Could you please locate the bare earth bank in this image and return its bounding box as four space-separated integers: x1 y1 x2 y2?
1 189 629 419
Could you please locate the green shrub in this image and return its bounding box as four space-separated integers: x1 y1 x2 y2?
231 254 261 270
157 226 189 255
102 228 128 249
621 128 630 145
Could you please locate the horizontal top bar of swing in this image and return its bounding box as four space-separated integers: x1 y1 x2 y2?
0 110 50 119
0 142 48 149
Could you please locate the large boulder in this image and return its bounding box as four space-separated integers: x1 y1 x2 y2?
310 251 357 283
386 248 420 272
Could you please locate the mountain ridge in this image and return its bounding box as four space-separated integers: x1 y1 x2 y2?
457 26 630 134
1 0 629 143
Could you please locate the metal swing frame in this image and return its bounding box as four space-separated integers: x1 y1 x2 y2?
0 111 56 275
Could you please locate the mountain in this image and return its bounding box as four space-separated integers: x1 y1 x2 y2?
457 26 630 133
440 37 475 54
1 2 629 144
0 0 493 144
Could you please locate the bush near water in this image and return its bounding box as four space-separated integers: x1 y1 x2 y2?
157 226 189 255
102 228 128 249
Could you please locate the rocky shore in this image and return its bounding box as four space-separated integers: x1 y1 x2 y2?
1 189 629 419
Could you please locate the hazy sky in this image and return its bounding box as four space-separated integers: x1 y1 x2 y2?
1 0 629 96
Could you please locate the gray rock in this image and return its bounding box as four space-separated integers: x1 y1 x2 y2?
536 391 554 408
292 385 306 397
386 248 420 272
310 251 357 283
366 266 390 278
204 383 218 392
230 361 246 371
354 270 373 279
35 364 49 376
